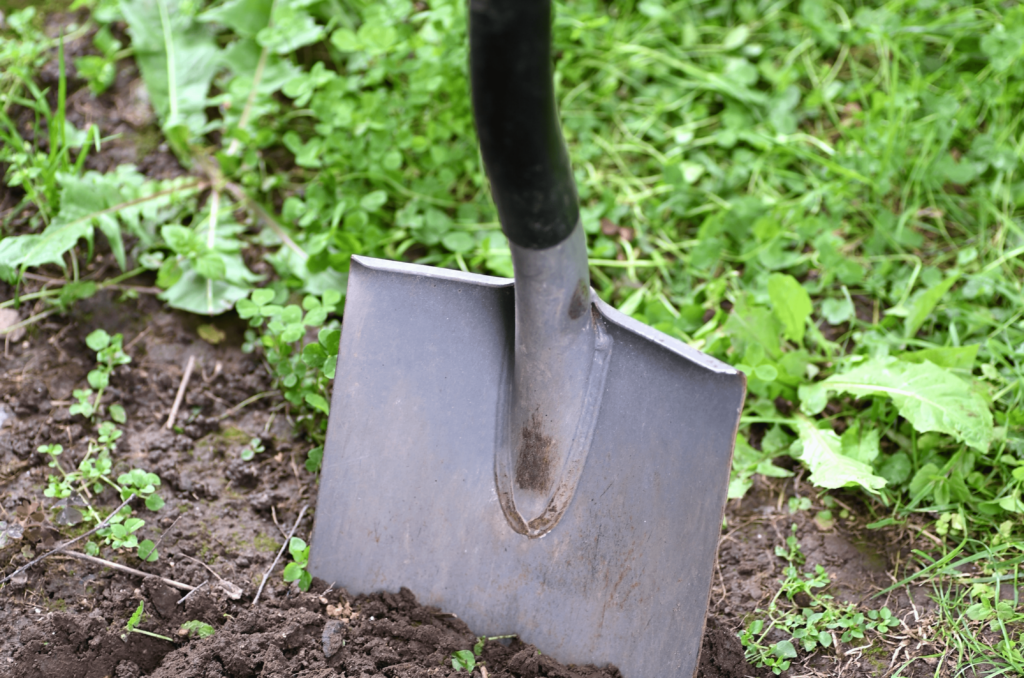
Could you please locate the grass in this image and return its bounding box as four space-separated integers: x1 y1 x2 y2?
1 0 1022 672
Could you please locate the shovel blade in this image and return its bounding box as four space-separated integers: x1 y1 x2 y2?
309 256 745 677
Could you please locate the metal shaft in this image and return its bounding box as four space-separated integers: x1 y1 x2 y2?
505 223 600 524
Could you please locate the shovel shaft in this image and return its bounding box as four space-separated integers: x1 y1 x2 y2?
470 0 610 536
469 0 578 250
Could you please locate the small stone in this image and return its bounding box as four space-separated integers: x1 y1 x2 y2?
214 579 243 600
322 620 346 658
0 309 25 343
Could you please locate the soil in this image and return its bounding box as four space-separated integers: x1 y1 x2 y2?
0 292 955 678
1 11 958 678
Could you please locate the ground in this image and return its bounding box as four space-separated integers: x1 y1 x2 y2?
0 290 952 677
0 5 999 678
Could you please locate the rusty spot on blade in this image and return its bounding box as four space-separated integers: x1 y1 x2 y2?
515 411 555 492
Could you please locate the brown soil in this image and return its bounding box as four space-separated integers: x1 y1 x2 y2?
0 11 955 678
0 288 952 678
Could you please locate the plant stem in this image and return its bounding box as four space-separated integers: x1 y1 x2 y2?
157 0 178 126
0 494 136 586
225 0 276 157
206 191 219 315
218 390 278 420
223 181 307 259
252 504 308 606
131 628 175 643
0 308 58 335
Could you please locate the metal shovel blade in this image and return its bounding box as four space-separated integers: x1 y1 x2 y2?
308 255 745 678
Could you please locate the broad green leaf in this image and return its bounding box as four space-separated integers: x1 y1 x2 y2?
905 273 959 338
86 329 111 351
251 288 275 306
768 273 812 344
818 359 994 452
198 0 271 37
301 343 327 368
257 3 324 54
772 639 797 659
138 539 159 562
359 190 388 212
121 0 220 135
180 620 216 638
791 418 886 493
878 452 912 486
319 328 340 353
161 224 198 255
909 463 940 499
821 297 854 325
126 600 145 631
729 435 792 499
840 421 880 464
282 561 305 581
899 345 979 370
195 254 227 281
288 536 308 561
157 258 184 289
723 298 782 360
88 370 110 390
109 403 127 424
305 393 329 414
160 269 250 315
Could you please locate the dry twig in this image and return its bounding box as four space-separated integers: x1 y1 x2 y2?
252 504 308 607
62 551 196 592
165 354 196 429
0 495 135 586
177 579 209 605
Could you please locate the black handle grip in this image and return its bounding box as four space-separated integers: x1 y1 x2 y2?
469 0 579 250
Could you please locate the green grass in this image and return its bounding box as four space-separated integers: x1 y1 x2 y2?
2 0 1023 671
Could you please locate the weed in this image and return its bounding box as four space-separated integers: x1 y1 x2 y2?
121 600 173 643
179 620 215 639
450 650 476 673
451 635 517 673
32 329 164 561
282 536 311 591
742 525 901 672
238 289 340 446
3 0 1024 669
239 437 265 461
70 329 130 420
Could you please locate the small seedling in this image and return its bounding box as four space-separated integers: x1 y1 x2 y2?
773 524 805 566
122 600 174 642
451 650 476 673
452 635 517 672
305 445 324 474
238 290 340 447
117 469 165 510
70 330 131 421
38 444 72 499
283 537 312 591
240 437 266 461
180 620 216 639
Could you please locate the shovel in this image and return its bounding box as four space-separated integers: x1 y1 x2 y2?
308 2 746 675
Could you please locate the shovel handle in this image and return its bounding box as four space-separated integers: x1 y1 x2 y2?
469 0 579 250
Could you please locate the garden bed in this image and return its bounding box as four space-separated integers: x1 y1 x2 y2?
3 1 1020 676
0 292 944 677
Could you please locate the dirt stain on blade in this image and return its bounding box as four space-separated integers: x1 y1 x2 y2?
515 411 555 492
